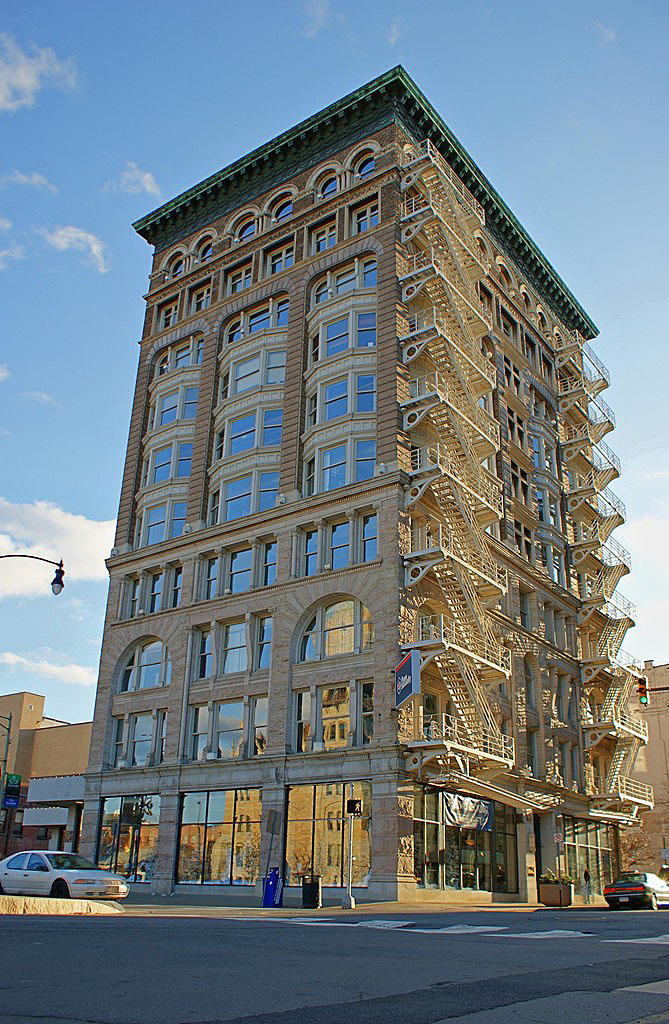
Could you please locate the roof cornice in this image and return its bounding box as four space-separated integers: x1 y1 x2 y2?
133 65 597 338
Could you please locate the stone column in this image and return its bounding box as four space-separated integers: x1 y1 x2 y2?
151 781 181 895
369 770 415 902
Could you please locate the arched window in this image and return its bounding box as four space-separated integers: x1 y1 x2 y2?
237 219 255 242
119 639 171 692
356 155 375 179
153 335 204 379
273 197 293 223
198 238 213 262
309 257 377 310
169 255 184 278
296 599 373 662
319 175 337 199
523 656 536 710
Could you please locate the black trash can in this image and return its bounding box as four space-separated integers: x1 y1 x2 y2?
301 873 322 909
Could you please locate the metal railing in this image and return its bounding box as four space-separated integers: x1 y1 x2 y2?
400 249 492 329
617 776 654 805
601 536 632 570
400 139 485 223
414 614 510 673
602 591 636 621
413 712 514 762
407 372 499 446
593 440 621 476
401 193 487 269
613 648 644 674
582 341 611 388
410 444 503 515
400 308 496 385
589 395 616 431
408 516 507 590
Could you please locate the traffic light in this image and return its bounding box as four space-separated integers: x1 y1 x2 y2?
637 677 650 706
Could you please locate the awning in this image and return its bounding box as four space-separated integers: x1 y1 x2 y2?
425 772 548 812
23 806 69 827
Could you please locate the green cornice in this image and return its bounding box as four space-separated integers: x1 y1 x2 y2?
133 65 597 338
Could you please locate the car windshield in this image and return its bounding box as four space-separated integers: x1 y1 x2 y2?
45 854 99 871
615 872 646 883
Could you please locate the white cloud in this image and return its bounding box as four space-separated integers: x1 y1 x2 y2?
303 0 329 37
646 469 669 481
0 169 57 192
0 497 115 600
107 161 160 198
0 215 10 231
0 33 76 113
41 225 109 273
594 21 616 48
386 17 402 47
0 244 24 270
0 364 9 382
21 390 61 409
0 651 96 687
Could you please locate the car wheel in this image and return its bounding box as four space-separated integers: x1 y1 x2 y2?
50 879 70 899
0 880 4 895
649 894 658 911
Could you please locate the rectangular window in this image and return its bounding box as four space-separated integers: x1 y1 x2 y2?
223 622 247 674
356 312 376 348
176 788 262 886
160 301 178 329
304 529 318 576
355 440 376 481
361 682 373 745
256 617 272 670
183 387 198 420
531 435 542 468
170 501 187 538
325 318 349 357
229 412 256 455
306 392 317 427
208 489 220 526
197 630 212 679
176 442 192 478
159 391 178 426
248 307 271 334
145 505 167 545
353 201 379 234
265 350 286 385
519 590 531 630
321 686 350 750
153 445 172 483
362 513 378 561
156 711 167 764
312 220 336 253
129 578 140 617
148 572 162 613
262 408 282 446
322 444 347 491
190 284 211 313
252 697 268 754
356 374 376 412
131 714 153 767
262 541 277 586
170 566 182 608
362 259 377 287
330 521 349 570
227 262 252 294
275 299 289 327
234 356 261 393
225 476 252 521
215 700 245 759
268 244 294 275
191 706 209 760
258 471 278 512
304 458 315 497
335 267 356 294
324 378 348 420
205 557 218 600
294 691 311 752
112 717 124 767
229 548 252 594
174 344 190 368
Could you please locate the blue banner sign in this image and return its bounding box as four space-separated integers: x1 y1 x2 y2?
395 649 420 708
442 792 492 831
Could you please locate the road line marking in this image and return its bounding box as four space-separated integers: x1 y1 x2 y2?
606 934 669 945
496 929 593 938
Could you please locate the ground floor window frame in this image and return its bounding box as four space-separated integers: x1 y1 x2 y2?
96 794 161 881
562 815 619 895
284 781 372 888
176 788 261 886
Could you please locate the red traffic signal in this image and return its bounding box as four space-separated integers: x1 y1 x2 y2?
637 678 650 706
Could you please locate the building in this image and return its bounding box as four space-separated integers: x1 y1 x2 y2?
80 66 651 902
0 692 91 857
619 660 669 871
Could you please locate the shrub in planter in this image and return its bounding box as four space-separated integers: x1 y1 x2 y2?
538 869 575 907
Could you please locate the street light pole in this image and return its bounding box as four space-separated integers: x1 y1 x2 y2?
0 554 65 595
342 782 356 910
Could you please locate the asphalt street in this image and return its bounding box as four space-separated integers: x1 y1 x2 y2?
2 906 669 1024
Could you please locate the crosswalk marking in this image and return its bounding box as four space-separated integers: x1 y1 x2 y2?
496 929 592 939
605 934 669 945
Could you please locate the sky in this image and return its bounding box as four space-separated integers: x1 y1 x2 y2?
0 0 668 722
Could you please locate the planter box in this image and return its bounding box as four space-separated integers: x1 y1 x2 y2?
538 882 574 907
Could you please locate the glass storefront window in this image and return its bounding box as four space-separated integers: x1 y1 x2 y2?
176 788 261 886
413 786 518 893
96 795 161 881
561 815 618 895
285 781 372 887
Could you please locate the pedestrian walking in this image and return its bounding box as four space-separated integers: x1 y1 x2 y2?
583 867 592 904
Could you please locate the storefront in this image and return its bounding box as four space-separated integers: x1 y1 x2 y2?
97 794 160 881
284 781 372 887
413 786 518 893
562 816 619 894
176 788 261 885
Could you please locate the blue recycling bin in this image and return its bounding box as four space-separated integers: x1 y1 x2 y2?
262 868 284 908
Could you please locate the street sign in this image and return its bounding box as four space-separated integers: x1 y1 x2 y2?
395 649 420 708
2 772 21 809
346 798 362 817
554 832 563 844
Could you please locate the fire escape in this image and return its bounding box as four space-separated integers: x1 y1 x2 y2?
397 140 514 784
557 332 652 816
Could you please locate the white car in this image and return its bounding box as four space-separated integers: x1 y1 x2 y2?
0 850 129 900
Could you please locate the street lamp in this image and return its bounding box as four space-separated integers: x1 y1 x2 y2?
0 554 65 595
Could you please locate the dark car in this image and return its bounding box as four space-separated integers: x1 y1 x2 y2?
604 871 669 910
